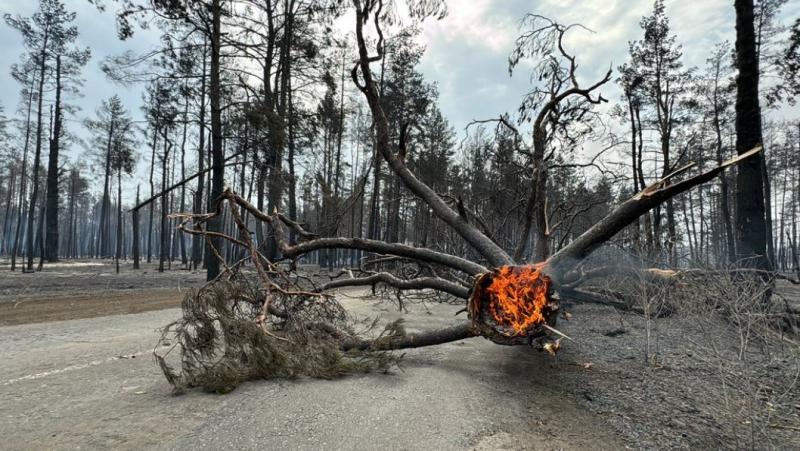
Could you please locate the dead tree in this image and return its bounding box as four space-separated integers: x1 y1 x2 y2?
156 0 763 353
507 16 612 263
149 1 766 392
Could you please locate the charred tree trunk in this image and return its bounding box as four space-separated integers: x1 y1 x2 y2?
179 96 189 267
733 0 770 271
206 0 225 281
116 168 123 274
10 76 35 271
713 88 736 263
2 165 16 255
159 131 171 273
26 30 49 271
45 56 62 262
192 38 208 271
133 186 141 270
147 127 158 264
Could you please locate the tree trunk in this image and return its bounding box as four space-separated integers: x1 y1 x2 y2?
206 0 225 281
159 131 170 273
192 38 208 271
2 165 17 255
713 92 736 263
26 31 49 271
635 107 653 253
147 126 158 264
45 56 62 262
116 169 122 274
287 81 298 245
761 153 776 265
179 97 189 267
733 0 770 271
11 76 36 271
133 185 141 269
64 171 75 258
627 94 641 249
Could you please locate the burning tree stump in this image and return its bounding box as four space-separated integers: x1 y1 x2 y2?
468 265 560 345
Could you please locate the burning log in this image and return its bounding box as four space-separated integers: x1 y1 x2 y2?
468 265 559 345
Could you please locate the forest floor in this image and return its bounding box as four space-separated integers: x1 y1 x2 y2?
0 260 798 450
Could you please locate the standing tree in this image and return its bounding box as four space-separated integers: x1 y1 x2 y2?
5 0 89 269
7 58 38 271
508 16 612 262
110 121 136 274
44 43 90 263
84 95 133 258
734 0 770 270
700 42 737 263
627 0 693 265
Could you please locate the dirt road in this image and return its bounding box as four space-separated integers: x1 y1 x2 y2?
0 283 626 450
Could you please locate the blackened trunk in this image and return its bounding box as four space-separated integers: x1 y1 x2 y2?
11 77 35 271
147 128 157 263
713 92 736 263
159 132 170 273
733 0 770 270
192 39 208 270
179 96 189 267
2 165 16 255
206 0 225 281
287 83 298 245
45 56 62 262
133 186 141 269
116 169 122 274
26 33 49 271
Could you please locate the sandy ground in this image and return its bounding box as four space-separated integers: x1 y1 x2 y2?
1 261 798 450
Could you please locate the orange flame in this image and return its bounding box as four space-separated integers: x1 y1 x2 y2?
484 264 551 336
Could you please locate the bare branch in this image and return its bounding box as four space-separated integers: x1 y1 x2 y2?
318 272 470 299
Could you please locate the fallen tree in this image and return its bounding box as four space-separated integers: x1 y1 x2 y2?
151 0 768 392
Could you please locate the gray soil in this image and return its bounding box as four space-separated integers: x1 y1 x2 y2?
1 261 798 450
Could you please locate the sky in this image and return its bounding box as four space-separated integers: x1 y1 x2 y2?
1 0 798 196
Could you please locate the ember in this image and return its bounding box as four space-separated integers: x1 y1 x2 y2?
469 265 559 344
486 265 551 335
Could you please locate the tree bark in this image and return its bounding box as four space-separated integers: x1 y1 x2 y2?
733 0 770 271
206 0 225 281
159 130 170 273
192 38 208 271
26 30 49 271
45 56 62 262
133 185 141 269
11 76 36 271
147 126 158 264
116 168 123 274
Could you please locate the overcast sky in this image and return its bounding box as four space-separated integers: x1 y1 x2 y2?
1 0 798 196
